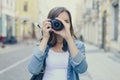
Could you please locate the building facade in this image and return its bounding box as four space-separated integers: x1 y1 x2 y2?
15 0 39 41
0 0 2 35
77 0 120 52
0 0 15 39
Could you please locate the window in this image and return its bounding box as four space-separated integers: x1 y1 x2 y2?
112 2 119 41
7 0 9 4
92 0 95 9
11 0 13 6
23 2 28 12
0 17 2 34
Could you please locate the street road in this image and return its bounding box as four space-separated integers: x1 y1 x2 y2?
0 42 120 80
0 43 33 80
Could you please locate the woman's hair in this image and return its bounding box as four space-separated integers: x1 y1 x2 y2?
46 7 77 51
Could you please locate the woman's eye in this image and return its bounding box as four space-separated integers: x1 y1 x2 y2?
65 20 70 23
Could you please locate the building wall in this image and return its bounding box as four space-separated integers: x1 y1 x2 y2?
0 0 15 38
108 0 120 51
0 0 2 35
99 0 120 51
119 0 120 41
74 0 85 39
77 0 120 52
15 0 39 41
0 0 1 14
76 0 99 43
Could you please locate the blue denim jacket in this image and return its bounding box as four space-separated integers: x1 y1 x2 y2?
28 40 88 80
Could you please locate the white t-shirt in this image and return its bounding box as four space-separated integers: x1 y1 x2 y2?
42 49 69 80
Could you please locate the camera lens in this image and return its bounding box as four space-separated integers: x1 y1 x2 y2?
50 19 64 31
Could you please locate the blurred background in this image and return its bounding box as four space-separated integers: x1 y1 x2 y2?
0 0 120 80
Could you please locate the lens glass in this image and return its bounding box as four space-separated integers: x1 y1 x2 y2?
54 21 60 27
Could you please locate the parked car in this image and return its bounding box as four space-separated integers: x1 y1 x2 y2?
0 36 5 43
3 36 17 44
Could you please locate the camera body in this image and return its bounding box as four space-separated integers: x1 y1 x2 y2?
50 19 64 31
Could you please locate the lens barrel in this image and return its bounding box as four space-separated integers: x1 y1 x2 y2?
50 19 64 31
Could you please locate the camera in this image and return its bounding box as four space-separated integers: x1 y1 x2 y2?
50 19 64 31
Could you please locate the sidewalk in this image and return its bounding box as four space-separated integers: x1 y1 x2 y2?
0 39 39 54
0 41 120 80
0 43 23 54
0 40 35 54
80 43 120 80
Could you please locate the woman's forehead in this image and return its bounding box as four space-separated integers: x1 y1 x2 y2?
58 11 70 20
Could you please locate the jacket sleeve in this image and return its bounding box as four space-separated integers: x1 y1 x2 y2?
70 41 88 74
28 46 46 75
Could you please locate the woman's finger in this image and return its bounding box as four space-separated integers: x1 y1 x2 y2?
43 19 51 26
47 27 52 32
46 23 51 29
43 22 51 30
51 29 60 35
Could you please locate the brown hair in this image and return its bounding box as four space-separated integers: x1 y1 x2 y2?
47 7 77 49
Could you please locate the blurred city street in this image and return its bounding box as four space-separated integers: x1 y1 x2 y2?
0 0 120 80
0 41 120 80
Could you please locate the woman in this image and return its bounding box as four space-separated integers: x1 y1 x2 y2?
28 7 88 80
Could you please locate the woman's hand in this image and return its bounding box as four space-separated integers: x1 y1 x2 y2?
51 18 72 41
39 19 52 53
42 19 52 40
